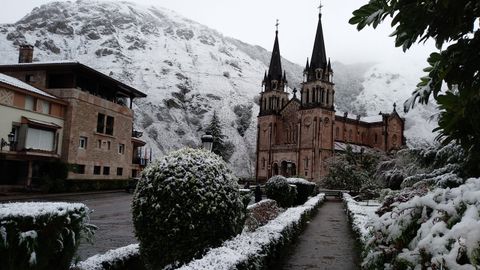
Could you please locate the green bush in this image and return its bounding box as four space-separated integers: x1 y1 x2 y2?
39 160 69 193
132 148 245 270
239 189 252 208
64 179 129 192
286 178 316 205
265 176 297 208
0 202 96 270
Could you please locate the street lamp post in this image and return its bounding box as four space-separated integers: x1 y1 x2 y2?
0 132 15 152
201 132 214 152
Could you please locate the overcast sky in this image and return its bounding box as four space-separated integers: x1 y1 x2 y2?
0 0 435 66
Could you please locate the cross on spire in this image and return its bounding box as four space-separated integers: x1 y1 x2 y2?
275 19 279 32
318 0 323 14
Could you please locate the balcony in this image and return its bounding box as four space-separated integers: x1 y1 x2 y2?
132 130 143 138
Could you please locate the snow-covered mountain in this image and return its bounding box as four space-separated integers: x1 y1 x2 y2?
0 0 437 176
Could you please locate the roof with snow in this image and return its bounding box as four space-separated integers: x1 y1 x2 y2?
0 72 58 100
0 61 147 98
335 111 384 124
334 142 367 153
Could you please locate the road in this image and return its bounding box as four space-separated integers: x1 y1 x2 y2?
2 192 136 260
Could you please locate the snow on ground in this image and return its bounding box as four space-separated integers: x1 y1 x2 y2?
343 193 380 244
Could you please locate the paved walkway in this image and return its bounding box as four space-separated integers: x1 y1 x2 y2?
280 198 360 270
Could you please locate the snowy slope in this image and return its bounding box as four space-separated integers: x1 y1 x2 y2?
352 59 439 145
0 0 437 176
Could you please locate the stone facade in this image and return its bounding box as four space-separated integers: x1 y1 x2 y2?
0 60 147 183
256 12 405 184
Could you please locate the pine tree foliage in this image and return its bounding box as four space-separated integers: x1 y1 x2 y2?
206 111 235 161
350 0 480 176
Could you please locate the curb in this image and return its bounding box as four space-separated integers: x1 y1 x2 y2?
0 189 126 202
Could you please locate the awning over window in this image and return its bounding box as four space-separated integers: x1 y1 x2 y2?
21 117 61 130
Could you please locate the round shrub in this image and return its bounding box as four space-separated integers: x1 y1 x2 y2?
132 148 245 270
265 175 297 208
286 178 317 205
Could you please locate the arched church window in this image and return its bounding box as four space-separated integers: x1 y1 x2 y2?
324 117 329 126
306 89 310 104
326 90 329 105
375 133 378 144
335 127 339 138
321 89 325 103
272 81 278 90
349 129 353 141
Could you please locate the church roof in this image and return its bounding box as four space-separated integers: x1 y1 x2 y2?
268 30 283 81
309 13 328 71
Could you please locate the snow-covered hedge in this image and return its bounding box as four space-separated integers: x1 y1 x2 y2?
244 199 282 232
265 176 297 207
72 244 144 270
287 177 317 205
0 202 95 270
176 193 325 270
132 148 245 270
343 194 380 245
363 178 480 269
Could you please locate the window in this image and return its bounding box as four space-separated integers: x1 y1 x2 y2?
335 127 339 138
262 158 266 169
375 133 378 144
96 113 114 135
25 128 55 151
103 166 110 175
106 116 114 135
79 137 88 149
132 169 138 178
107 141 111 150
73 164 85 174
94 166 101 175
25 96 34 111
97 140 102 149
41 100 50 114
118 143 125 154
25 74 34 83
117 167 123 176
97 113 105 133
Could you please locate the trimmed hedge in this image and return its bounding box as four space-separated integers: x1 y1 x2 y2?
265 176 297 207
286 178 317 205
0 202 96 270
71 244 145 270
132 148 245 270
64 180 129 193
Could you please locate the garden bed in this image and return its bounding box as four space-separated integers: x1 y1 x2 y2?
73 194 325 270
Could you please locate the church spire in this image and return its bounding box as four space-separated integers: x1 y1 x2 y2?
268 20 283 82
263 20 287 92
309 4 327 72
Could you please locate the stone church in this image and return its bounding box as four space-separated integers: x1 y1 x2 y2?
255 10 405 183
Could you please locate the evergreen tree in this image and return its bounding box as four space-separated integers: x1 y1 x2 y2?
206 111 235 161
349 0 480 176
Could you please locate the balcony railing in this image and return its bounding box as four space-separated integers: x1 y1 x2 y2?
132 130 143 138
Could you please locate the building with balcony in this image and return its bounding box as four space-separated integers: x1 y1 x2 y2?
0 46 148 188
0 73 66 188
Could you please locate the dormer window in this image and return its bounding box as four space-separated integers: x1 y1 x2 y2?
316 70 322 80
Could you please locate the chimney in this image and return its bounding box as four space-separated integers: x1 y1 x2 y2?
18 45 34 63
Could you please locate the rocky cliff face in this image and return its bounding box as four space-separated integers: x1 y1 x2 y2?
0 0 437 176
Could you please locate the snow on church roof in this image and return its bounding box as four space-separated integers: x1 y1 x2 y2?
335 111 383 123
0 73 57 99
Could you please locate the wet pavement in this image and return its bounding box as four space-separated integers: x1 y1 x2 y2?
280 198 360 270
2 191 136 260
